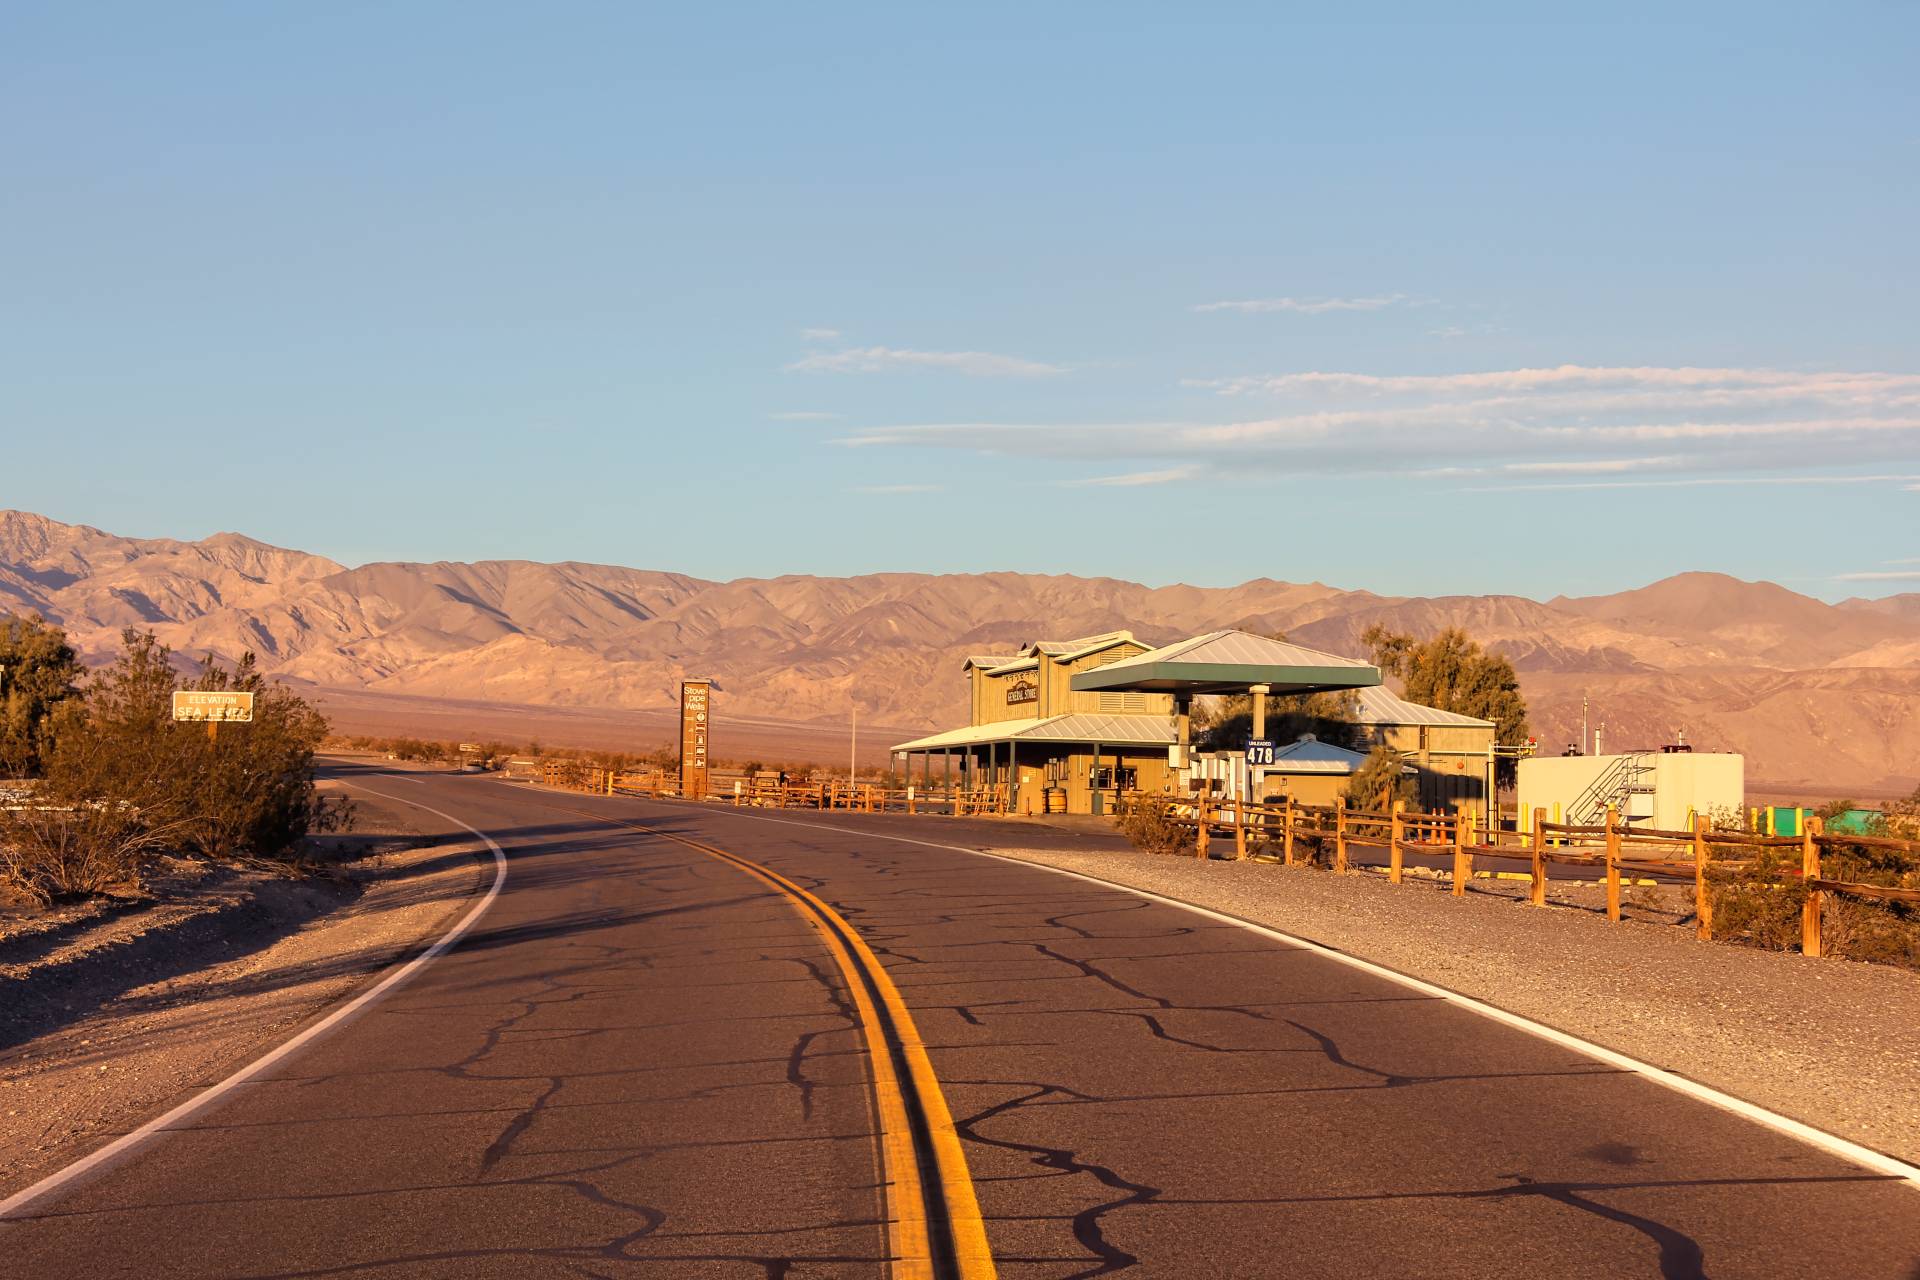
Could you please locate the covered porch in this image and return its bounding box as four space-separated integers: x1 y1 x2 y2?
891 712 1178 815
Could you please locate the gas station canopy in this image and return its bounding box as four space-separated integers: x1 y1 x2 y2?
1069 629 1382 697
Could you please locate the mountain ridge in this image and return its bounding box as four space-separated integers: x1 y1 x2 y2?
3 510 1916 793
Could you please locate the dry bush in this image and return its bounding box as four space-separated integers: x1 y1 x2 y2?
0 797 194 905
1 630 348 905
1117 800 1188 856
1707 834 1920 968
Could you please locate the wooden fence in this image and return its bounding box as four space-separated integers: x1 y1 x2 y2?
1116 793 1920 959
538 760 1009 817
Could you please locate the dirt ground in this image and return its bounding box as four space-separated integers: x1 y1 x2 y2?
0 781 487 1198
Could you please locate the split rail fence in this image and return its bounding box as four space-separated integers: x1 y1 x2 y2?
533 760 1914 960
1116 793 1920 959
539 760 1009 817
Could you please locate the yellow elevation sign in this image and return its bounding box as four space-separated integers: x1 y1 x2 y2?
171 691 255 723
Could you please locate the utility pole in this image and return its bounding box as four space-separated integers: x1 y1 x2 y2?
1582 695 1589 756
849 701 857 788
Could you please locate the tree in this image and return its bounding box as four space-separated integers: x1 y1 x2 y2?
1196 689 1359 751
1344 745 1418 810
1362 624 1531 785
0 613 85 776
175 650 343 858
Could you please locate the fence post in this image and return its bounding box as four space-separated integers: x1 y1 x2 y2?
1282 797 1296 867
1802 816 1823 958
1196 795 1210 860
605 769 614 796
1234 797 1248 861
1452 802 1470 898
1604 805 1622 922
1693 814 1713 940
1530 807 1547 906
1389 801 1406 884
1334 798 1348 874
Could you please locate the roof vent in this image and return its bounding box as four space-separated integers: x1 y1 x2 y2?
1297 732 1317 742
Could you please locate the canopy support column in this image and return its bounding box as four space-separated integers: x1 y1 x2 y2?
1249 683 1270 804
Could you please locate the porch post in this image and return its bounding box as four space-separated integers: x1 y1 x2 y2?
1008 738 1019 814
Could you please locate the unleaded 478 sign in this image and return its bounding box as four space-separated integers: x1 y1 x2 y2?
172 691 255 723
679 680 711 798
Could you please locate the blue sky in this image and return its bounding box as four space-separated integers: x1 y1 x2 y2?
3 4 1915 600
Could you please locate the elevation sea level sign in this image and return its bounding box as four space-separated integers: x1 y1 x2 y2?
680 680 711 798
172 691 255 723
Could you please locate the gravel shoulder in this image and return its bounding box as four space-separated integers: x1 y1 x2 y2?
989 843 1920 1167
0 781 487 1198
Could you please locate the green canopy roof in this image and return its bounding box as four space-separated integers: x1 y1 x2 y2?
1070 629 1381 696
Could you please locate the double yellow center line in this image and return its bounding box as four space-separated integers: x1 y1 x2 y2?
525 797 996 1279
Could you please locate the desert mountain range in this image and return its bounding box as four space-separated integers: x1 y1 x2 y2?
3 509 1916 795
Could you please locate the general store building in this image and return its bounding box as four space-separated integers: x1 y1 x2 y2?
890 628 1500 816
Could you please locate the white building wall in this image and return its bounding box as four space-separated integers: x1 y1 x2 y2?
1517 752 1744 829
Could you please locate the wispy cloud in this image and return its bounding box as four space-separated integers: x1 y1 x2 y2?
1192 294 1413 315
799 327 841 341
1464 473 1920 493
788 346 1068 378
850 483 943 495
835 363 1920 490
1833 570 1920 582
1060 466 1199 488
771 410 840 421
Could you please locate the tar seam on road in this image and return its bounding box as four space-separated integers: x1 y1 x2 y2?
518 796 997 1280
675 800 1920 1193
0 786 511 1223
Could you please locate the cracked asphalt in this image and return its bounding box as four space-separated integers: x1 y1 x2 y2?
5 764 1918 1279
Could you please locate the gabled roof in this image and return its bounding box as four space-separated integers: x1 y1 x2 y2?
982 656 1040 676
1071 629 1380 695
1265 734 1378 775
1029 629 1136 660
962 654 1021 671
1351 685 1495 729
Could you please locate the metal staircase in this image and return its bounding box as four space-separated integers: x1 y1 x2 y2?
1565 754 1655 826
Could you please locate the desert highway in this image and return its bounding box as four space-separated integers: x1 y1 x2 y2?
3 763 1917 1279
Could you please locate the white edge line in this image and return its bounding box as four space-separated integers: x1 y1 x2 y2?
670 801 1920 1191
0 785 509 1222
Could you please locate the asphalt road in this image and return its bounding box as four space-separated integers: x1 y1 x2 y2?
4 764 1917 1278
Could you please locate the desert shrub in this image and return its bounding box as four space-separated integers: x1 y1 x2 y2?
0 793 193 904
1814 834 1920 968
1 631 347 902
1705 846 1806 952
1706 829 1920 967
1117 798 1188 856
172 651 348 858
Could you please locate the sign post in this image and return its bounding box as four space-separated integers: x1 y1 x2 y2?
1245 738 1275 807
172 690 254 743
679 680 712 800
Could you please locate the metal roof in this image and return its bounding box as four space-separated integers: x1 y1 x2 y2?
962 654 1020 671
982 656 1039 676
1351 685 1495 728
1265 734 1378 775
891 712 1176 753
1031 630 1136 660
1070 629 1380 695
